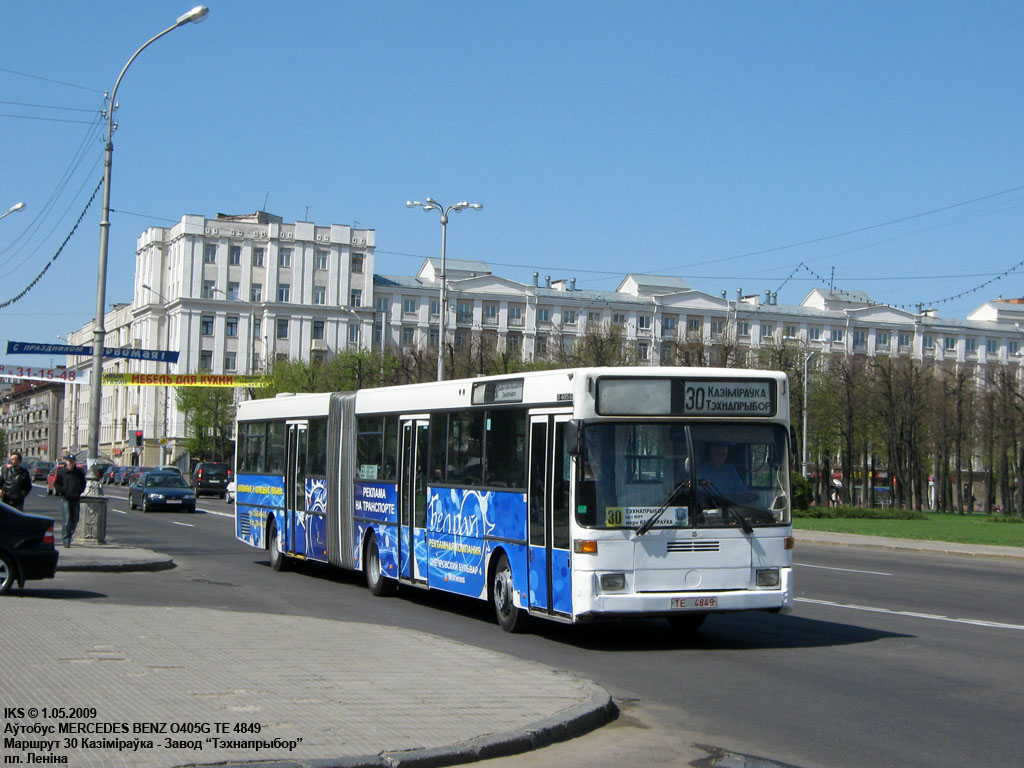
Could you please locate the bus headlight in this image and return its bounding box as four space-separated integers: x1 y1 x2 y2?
756 568 780 587
600 573 626 592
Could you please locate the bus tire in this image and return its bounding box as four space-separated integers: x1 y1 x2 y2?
666 613 707 633
365 534 397 596
268 519 289 572
491 552 528 633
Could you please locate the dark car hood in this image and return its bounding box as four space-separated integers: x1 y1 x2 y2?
0 504 55 548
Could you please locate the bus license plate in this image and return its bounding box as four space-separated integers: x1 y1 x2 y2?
671 597 716 610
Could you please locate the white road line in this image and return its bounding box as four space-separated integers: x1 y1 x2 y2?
796 563 892 576
200 509 233 518
172 521 194 528
796 597 1024 631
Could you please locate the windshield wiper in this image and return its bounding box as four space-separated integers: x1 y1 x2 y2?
636 479 690 536
698 479 753 535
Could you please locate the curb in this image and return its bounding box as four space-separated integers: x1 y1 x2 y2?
202 686 617 768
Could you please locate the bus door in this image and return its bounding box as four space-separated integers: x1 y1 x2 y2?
399 417 429 583
527 413 572 616
284 421 308 557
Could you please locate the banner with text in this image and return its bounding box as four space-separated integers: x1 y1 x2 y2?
7 340 180 364
102 373 270 388
0 363 89 385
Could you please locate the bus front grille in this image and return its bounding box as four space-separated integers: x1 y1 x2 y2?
666 541 720 553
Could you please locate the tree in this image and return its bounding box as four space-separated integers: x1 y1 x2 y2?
175 387 236 462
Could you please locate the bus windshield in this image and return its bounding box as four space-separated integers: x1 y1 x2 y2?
576 422 791 530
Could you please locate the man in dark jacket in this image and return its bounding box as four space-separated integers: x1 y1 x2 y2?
1 452 33 510
58 454 87 547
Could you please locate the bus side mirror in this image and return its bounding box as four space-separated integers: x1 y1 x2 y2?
566 420 582 456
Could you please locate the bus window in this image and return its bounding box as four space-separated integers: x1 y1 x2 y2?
383 416 399 481
357 416 384 480
448 411 484 485
552 421 570 549
429 413 447 484
308 417 328 476
266 421 286 475
242 421 266 473
485 409 526 488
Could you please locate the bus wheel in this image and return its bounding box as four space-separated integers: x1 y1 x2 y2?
365 534 397 596
268 519 289 572
666 613 707 633
491 553 528 633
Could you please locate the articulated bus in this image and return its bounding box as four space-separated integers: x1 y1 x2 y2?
234 367 794 632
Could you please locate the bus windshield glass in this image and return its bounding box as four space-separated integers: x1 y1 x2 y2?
576 422 790 530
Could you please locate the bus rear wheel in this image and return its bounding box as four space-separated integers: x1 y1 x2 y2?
365 534 397 596
268 519 289 572
491 553 528 633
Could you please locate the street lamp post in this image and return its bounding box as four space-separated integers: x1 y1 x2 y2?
0 202 26 222
802 349 819 479
86 6 208 477
405 198 483 381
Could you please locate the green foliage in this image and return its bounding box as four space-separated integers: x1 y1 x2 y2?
794 505 928 520
985 515 1024 524
175 386 236 461
790 472 813 511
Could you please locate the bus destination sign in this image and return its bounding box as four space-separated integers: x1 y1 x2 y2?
682 379 776 417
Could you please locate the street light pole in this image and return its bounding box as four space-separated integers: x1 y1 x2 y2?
802 349 818 479
86 6 208 477
406 198 483 381
0 202 26 222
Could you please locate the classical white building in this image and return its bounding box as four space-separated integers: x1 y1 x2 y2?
59 209 1024 466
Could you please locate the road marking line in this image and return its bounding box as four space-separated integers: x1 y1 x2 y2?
172 521 194 528
796 597 1024 631
796 563 891 576
200 509 233 518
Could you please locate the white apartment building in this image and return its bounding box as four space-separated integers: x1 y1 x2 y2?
59 209 1024 466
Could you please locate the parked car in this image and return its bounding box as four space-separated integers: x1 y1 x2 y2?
0 502 59 595
225 480 236 504
113 466 134 485
156 466 184 477
102 466 119 484
128 471 196 513
191 462 232 499
46 465 61 495
30 461 55 483
124 466 153 486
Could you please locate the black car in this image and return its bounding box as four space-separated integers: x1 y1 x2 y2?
30 461 55 483
0 502 59 595
191 462 232 499
128 471 197 513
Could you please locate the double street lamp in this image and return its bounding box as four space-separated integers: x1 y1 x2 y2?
86 6 208 476
406 198 483 381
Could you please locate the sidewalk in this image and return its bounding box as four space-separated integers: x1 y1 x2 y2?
796 528 1024 560
4 543 615 768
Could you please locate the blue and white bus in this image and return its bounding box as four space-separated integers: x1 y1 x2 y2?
234 367 794 632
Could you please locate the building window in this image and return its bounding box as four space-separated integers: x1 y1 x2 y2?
924 335 934 350
350 289 362 307
638 341 649 360
253 318 262 341
251 283 263 302
457 302 473 323
376 296 389 313
854 330 867 348
403 298 417 314
483 303 498 323
430 299 440 317
225 316 238 338
1010 341 1019 355
278 284 290 303
784 325 798 339
200 350 212 370
509 304 524 325
201 315 214 336
944 337 957 351
312 320 325 340
315 250 328 270
688 318 703 334
613 312 626 326
738 321 750 337
537 308 551 324
227 281 239 301
507 332 522 350
313 286 326 305
877 331 890 348
564 309 577 325
276 318 289 339
252 247 265 267
536 335 548 356
965 338 977 353
401 326 415 346
711 320 725 336
203 244 216 263
202 280 215 299
808 327 820 341
229 245 241 265
833 328 844 343
663 315 677 333
279 248 292 267
348 323 360 344
899 333 912 348
351 254 364 273
224 351 236 372
986 339 998 355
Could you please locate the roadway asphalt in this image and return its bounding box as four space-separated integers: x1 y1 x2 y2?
3 527 1020 768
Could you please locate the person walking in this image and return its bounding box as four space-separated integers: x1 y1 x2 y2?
58 454 86 547
0 452 33 510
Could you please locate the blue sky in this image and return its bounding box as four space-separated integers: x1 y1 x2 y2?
3 1 1024 368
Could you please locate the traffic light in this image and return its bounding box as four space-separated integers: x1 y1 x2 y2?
135 430 143 447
